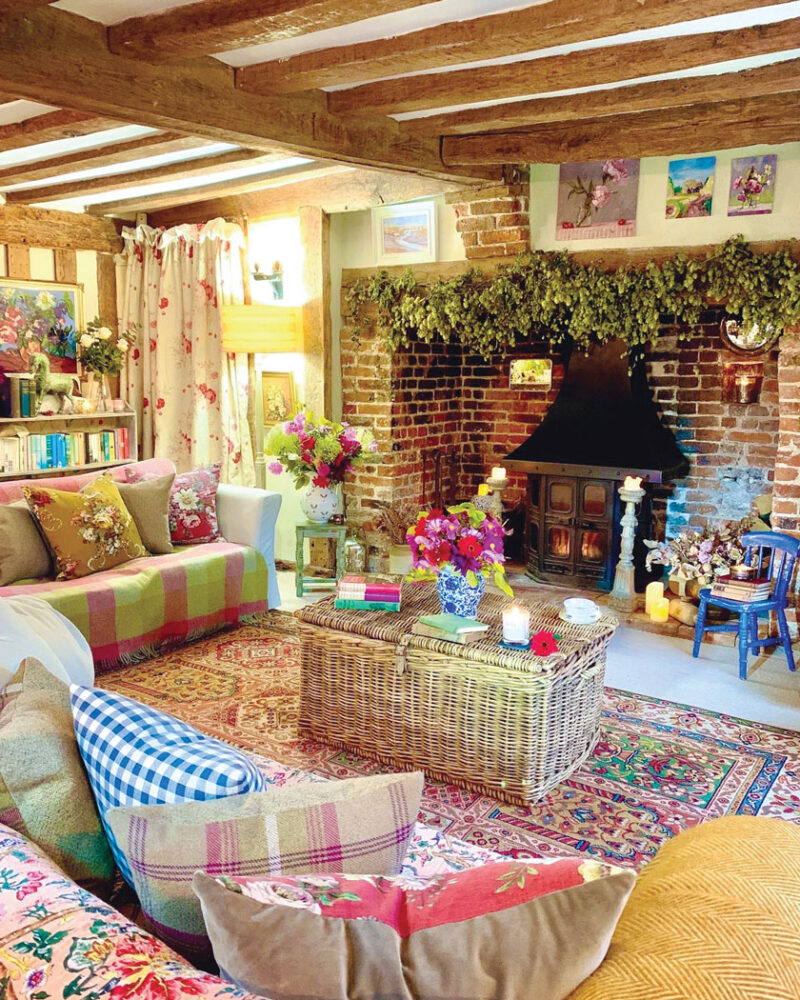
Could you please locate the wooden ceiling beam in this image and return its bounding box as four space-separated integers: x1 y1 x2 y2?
107 0 440 62
87 162 346 217
406 57 800 136
0 109 121 152
147 166 462 228
0 7 494 184
441 92 800 165
329 16 800 116
240 0 795 95
0 133 205 186
5 148 274 203
0 202 121 253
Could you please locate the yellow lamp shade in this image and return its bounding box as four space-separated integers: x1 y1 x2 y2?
220 303 304 353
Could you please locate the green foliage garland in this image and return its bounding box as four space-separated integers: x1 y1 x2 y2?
345 236 800 360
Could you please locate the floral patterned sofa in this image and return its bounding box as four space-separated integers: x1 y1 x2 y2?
0 459 281 667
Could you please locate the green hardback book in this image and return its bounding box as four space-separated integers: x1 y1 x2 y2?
334 598 401 612
418 613 489 634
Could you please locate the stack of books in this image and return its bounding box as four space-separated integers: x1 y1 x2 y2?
411 613 490 645
711 575 772 602
5 374 34 418
334 574 403 611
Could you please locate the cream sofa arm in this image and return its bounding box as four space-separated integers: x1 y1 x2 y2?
216 485 282 608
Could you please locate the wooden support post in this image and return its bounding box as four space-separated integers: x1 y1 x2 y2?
298 206 331 417
54 248 78 284
6 245 30 279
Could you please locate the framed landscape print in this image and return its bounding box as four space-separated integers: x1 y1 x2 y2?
555 158 639 240
728 154 777 216
510 358 553 388
666 157 715 219
373 200 437 265
0 278 82 373
261 371 297 424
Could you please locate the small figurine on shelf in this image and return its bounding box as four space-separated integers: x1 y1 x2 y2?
28 353 81 414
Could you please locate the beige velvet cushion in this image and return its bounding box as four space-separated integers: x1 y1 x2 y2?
0 501 52 585
116 473 175 554
0 658 114 887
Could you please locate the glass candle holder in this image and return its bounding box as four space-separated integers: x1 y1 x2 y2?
502 605 530 645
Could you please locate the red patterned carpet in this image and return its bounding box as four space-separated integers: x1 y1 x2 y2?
99 616 800 869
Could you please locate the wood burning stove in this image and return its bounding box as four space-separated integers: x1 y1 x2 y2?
505 340 688 591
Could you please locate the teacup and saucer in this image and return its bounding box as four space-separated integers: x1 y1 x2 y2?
559 597 601 625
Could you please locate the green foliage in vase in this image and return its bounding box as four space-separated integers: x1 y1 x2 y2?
345 236 800 360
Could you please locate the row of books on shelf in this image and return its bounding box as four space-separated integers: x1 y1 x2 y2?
0 428 131 474
4 373 35 418
334 574 403 611
710 574 772 602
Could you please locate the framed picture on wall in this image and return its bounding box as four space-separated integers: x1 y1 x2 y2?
373 200 437 265
261 371 297 424
0 278 83 373
510 358 553 388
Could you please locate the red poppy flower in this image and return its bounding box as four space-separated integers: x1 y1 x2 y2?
457 536 482 559
413 517 429 537
530 630 559 656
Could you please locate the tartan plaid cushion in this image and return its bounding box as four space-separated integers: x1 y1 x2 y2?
70 684 265 887
106 771 424 961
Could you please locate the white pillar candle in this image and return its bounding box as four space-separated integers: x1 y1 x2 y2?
491 466 507 481
645 581 664 616
623 475 642 490
502 605 530 645
650 597 670 624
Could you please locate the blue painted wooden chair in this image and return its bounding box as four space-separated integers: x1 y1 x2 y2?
692 531 799 680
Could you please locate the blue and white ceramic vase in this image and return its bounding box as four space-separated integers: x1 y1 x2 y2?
435 565 486 617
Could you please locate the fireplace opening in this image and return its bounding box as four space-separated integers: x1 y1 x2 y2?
505 339 688 590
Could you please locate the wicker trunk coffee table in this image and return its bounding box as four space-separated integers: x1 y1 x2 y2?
297 586 618 805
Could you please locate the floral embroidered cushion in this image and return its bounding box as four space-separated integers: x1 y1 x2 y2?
0 823 261 1000
194 858 636 1000
0 659 114 888
70 684 266 889
168 464 222 544
23 475 146 579
106 771 423 961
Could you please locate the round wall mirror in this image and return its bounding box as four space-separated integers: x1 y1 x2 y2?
720 317 779 355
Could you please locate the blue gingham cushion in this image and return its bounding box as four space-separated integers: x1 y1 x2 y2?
70 684 265 886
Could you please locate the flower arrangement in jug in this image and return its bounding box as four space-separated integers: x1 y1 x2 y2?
76 318 135 375
265 409 379 488
406 502 513 596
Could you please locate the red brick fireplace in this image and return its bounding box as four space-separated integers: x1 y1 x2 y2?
340 179 791 574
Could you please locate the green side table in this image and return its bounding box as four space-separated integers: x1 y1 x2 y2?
295 521 348 598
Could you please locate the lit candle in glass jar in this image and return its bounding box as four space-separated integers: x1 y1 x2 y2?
650 597 670 624
502 605 530 645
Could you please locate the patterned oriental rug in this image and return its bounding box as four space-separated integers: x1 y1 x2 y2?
99 616 800 870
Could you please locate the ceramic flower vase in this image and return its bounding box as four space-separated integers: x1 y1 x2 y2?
435 565 486 618
300 483 339 524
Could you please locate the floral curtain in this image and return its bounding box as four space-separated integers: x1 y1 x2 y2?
116 219 255 486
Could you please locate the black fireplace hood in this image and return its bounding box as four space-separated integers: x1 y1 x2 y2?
504 340 689 483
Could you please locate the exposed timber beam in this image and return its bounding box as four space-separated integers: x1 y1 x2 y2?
0 133 204 187
0 203 121 253
0 7 494 183
0 1 53 12
0 109 120 153
406 57 800 135
5 148 274 203
442 92 800 165
88 162 347 217
107 0 440 62
147 166 462 228
240 0 794 95
328 16 800 116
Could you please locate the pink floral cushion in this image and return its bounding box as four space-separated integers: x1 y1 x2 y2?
168 465 221 545
0 824 259 1000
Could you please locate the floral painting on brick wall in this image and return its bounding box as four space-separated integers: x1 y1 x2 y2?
555 158 640 240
